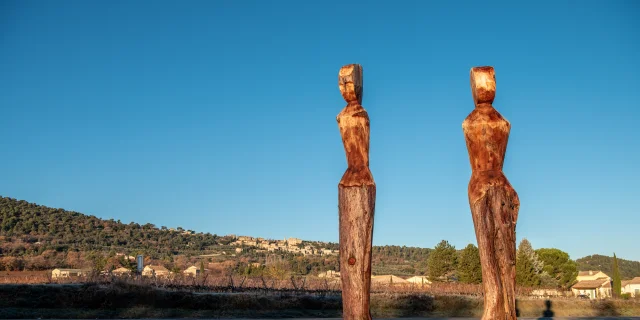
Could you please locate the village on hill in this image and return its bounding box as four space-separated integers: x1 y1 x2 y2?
228 235 339 256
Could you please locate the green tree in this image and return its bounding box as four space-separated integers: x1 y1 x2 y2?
536 248 578 289
458 244 482 284
612 253 621 298
427 240 457 282
199 260 205 276
87 251 107 275
516 239 542 287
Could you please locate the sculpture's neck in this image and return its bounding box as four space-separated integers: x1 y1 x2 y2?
345 100 361 107
475 102 493 109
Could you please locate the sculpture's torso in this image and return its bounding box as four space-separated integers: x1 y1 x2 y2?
462 104 511 173
337 102 374 187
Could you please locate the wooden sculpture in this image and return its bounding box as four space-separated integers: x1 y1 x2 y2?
337 64 376 320
463 66 520 320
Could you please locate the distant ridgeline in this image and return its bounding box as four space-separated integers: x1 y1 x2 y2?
577 254 640 280
0 196 223 256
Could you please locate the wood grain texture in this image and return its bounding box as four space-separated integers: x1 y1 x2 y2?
463 66 519 320
337 64 376 320
338 185 375 320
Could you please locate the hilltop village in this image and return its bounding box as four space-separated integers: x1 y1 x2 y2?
228 235 338 256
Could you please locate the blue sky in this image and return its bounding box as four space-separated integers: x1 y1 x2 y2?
1 1 639 262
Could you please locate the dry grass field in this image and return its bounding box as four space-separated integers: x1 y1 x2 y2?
0 271 50 284
0 274 639 318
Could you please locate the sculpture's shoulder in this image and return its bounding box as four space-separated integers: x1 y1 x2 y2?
462 105 510 133
337 104 370 126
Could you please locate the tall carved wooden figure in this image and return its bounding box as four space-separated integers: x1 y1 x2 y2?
337 64 376 320
463 66 520 320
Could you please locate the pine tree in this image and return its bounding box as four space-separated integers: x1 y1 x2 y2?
427 240 457 282
612 253 621 298
516 239 542 287
458 244 482 284
536 248 578 289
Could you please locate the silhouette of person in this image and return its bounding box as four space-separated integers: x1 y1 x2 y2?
538 299 554 319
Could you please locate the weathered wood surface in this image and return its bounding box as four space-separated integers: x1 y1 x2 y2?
337 64 376 320
463 66 519 320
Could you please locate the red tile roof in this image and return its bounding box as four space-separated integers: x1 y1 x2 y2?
572 279 609 289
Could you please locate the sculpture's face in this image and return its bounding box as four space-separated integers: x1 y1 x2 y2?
470 66 496 106
339 64 363 104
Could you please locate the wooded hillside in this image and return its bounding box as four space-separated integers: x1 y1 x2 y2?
2 196 639 282
577 254 640 280
0 196 428 275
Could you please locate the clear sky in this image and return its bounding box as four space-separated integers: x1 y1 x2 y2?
1 1 639 262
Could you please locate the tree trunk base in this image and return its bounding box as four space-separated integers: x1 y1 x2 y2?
469 172 519 320
339 184 376 320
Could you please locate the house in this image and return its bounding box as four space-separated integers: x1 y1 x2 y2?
287 246 301 253
115 253 136 261
142 265 170 278
571 270 612 299
371 275 410 286
622 277 640 297
51 268 90 279
318 270 340 278
406 276 432 286
183 265 206 277
287 238 302 246
321 249 335 255
571 278 612 299
112 267 132 276
235 248 243 253
577 270 611 282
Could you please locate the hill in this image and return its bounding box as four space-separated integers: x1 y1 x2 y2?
6 195 639 281
0 196 223 257
576 254 640 280
0 196 430 275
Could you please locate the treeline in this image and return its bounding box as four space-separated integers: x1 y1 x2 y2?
421 239 579 289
